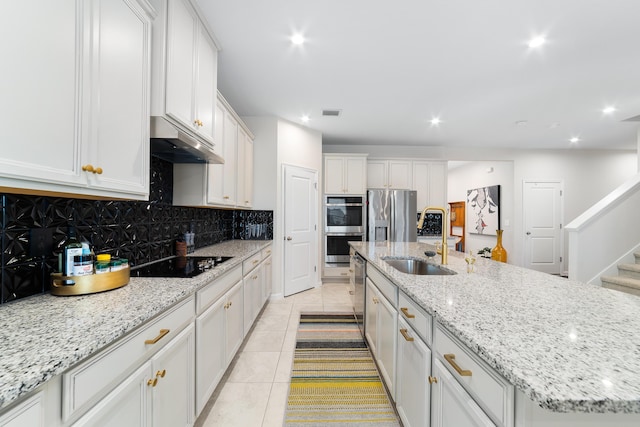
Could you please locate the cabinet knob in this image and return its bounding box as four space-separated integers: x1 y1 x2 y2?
224 196 230 199
156 369 166 378
428 376 438 384
286 236 292 241
81 164 103 174
194 119 203 127
147 378 158 387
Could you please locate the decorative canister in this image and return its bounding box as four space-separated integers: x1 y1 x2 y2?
491 229 508 263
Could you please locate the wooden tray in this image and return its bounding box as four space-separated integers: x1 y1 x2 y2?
50 266 130 296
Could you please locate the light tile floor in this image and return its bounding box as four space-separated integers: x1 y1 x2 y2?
195 282 353 427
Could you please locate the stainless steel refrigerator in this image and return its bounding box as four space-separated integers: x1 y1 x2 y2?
367 189 417 242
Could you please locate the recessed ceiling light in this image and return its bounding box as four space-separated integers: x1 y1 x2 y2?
430 117 441 126
301 115 310 123
602 106 616 114
527 36 547 49
515 120 528 126
291 33 305 45
569 137 580 143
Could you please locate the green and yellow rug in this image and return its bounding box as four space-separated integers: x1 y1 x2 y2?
284 313 400 426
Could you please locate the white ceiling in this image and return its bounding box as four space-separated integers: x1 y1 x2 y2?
196 0 640 150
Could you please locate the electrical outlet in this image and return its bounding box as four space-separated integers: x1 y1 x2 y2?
30 228 54 258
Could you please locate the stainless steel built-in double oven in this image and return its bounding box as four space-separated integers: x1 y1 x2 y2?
324 195 366 264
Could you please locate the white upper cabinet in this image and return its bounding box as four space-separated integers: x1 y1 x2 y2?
368 160 412 189
324 154 367 194
413 161 447 211
237 127 254 209
173 94 254 208
0 0 153 199
151 0 218 147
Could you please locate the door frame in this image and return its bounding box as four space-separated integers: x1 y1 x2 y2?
281 164 319 296
522 180 565 274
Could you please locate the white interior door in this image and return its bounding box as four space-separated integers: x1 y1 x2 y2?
284 165 318 296
523 181 563 274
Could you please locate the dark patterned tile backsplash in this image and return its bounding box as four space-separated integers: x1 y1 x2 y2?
0 157 273 304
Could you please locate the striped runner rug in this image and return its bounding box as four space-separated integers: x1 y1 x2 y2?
284 313 400 426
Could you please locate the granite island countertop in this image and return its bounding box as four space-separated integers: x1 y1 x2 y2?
351 241 640 414
0 240 271 410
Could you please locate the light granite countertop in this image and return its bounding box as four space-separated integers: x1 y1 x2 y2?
351 241 640 414
0 240 271 411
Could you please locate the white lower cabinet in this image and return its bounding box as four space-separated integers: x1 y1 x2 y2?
73 323 195 427
364 277 397 397
0 392 44 427
262 251 273 303
195 269 244 415
243 263 264 335
396 317 431 427
431 358 496 427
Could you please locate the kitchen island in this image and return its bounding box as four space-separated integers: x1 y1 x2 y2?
0 240 271 422
351 241 640 425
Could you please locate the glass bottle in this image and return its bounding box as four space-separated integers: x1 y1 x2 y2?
62 227 83 276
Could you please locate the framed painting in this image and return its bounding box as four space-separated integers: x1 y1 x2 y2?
467 185 500 235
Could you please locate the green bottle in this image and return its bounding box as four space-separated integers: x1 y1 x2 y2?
62 227 83 276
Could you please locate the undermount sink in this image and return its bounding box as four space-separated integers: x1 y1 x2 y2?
383 258 456 276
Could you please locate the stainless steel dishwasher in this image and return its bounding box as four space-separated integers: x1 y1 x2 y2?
350 251 366 337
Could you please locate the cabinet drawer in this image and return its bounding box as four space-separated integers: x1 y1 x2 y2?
367 265 397 306
434 324 514 427
62 296 195 422
242 252 262 275
398 292 432 345
196 265 242 314
261 245 272 259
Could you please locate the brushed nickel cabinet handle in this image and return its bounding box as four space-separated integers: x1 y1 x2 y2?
145 329 170 345
444 353 472 376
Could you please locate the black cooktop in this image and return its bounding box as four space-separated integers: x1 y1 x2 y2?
131 256 233 278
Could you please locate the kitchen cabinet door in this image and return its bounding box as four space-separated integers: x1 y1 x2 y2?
222 110 238 205
396 318 432 427
71 364 151 427
364 279 379 356
86 0 151 197
164 0 197 132
367 161 387 189
324 155 367 194
195 297 226 415
0 1 82 189
225 280 245 363
151 323 195 427
388 160 412 189
236 126 254 209
206 102 227 205
0 392 44 427
431 359 496 427
376 288 397 398
238 129 254 208
243 264 263 335
262 254 273 304
194 23 217 145
344 157 367 194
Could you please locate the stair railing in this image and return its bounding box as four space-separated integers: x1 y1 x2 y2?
566 172 640 284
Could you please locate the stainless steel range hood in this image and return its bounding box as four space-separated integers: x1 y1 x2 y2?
150 116 224 164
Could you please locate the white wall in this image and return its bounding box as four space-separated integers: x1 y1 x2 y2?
243 116 323 298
